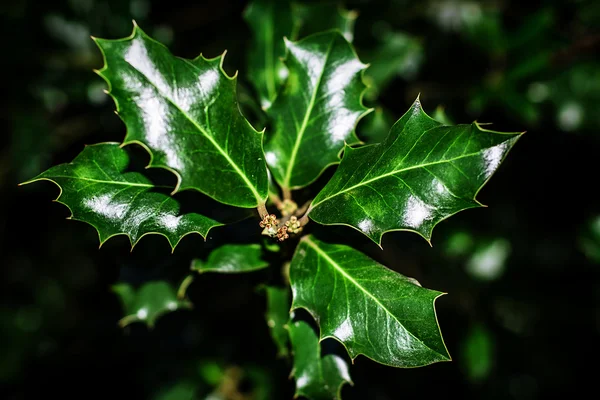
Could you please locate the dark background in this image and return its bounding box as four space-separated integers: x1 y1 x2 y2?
1 0 599 399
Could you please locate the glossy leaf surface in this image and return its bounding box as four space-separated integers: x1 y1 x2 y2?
20 143 221 249
113 281 191 328
264 286 291 357
191 244 268 274
94 24 268 208
264 31 371 190
290 236 450 367
244 0 295 109
309 98 523 245
289 320 352 399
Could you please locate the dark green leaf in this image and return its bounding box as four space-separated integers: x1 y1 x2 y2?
265 31 371 190
113 281 191 328
264 286 291 357
20 143 221 249
191 244 269 273
290 236 450 367
93 24 269 208
309 97 523 245
292 2 357 42
289 320 352 400
244 0 296 109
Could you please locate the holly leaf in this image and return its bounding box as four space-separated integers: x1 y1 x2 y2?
19 143 221 250
113 281 191 328
292 2 357 43
191 244 269 274
290 236 450 368
289 320 352 400
244 0 296 110
308 97 523 246
264 286 291 357
93 23 269 208
265 31 371 190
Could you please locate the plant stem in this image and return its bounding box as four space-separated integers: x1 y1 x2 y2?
298 210 311 227
257 202 269 219
177 275 195 300
295 200 311 217
282 186 292 201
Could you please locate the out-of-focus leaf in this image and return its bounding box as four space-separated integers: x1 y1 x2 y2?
191 244 269 274
113 281 191 328
153 382 196 400
466 238 511 281
444 231 475 257
292 2 357 42
289 320 352 399
432 106 454 125
264 286 290 357
362 31 423 100
244 0 295 109
461 324 494 383
462 10 505 54
580 215 600 263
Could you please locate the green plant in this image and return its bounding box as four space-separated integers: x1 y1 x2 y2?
21 1 522 398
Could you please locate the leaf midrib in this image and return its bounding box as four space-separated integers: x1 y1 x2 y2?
39 175 167 188
303 237 437 355
282 37 335 188
310 149 488 210
123 54 264 204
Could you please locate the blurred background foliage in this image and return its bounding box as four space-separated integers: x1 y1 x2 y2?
1 0 598 398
